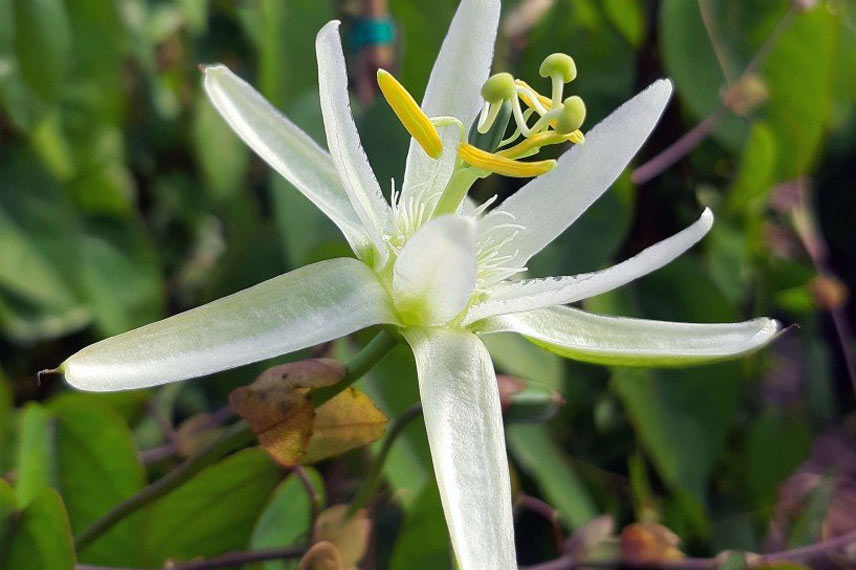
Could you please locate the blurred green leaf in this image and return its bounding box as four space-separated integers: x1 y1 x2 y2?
601 0 646 48
744 410 811 508
507 424 597 528
193 93 250 202
483 332 564 392
139 448 282 566
48 396 145 566
10 0 71 106
389 483 451 570
248 468 325 570
725 121 777 216
81 217 164 336
64 0 124 123
787 477 835 548
762 7 838 179
15 403 53 507
2 487 75 570
660 0 748 150
0 475 17 523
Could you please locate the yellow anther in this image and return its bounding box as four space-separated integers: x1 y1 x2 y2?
515 79 553 111
498 130 582 160
458 143 556 178
377 69 443 159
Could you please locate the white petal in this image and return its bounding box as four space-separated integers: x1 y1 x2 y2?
202 64 373 260
393 215 477 326
316 21 391 267
473 305 781 367
399 0 501 212
62 258 397 391
479 79 673 275
464 208 713 323
403 327 516 570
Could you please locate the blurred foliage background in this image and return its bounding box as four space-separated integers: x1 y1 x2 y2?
1 0 856 568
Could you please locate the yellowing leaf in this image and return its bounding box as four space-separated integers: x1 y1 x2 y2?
620 522 684 564
315 505 371 570
298 541 344 570
303 387 388 464
230 359 387 466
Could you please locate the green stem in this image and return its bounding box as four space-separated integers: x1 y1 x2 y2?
74 421 255 551
347 403 423 517
311 329 399 407
432 167 481 217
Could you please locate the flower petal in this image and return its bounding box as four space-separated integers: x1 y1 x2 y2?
399 0 501 212
404 327 516 570
473 305 780 366
62 258 398 391
202 64 373 260
479 79 673 275
393 215 477 325
316 21 391 267
464 208 713 323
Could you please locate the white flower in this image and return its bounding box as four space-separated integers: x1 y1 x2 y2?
59 2 780 569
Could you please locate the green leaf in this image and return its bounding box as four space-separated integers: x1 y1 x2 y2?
139 448 282 566
248 468 325 570
761 7 838 179
743 410 811 508
660 0 748 150
601 0 646 48
0 478 16 524
80 216 164 336
193 92 249 202
3 487 75 570
483 331 564 392
787 477 835 548
48 396 145 566
507 424 597 528
15 403 54 507
389 482 452 570
725 122 777 216
11 0 71 106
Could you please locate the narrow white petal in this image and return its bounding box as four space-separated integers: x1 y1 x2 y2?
63 259 397 391
473 305 781 367
202 64 373 259
404 327 516 570
316 21 391 266
465 209 713 323
479 79 673 274
393 215 477 326
400 0 501 211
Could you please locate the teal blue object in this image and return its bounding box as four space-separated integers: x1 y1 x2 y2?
347 18 396 52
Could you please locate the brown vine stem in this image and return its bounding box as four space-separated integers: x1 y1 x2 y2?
75 528 856 570
75 545 306 570
294 465 322 542
518 494 564 553
631 7 796 186
521 528 856 570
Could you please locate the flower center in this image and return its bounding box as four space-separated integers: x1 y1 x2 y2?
377 53 587 223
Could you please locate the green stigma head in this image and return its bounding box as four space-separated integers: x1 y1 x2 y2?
555 95 586 134
539 53 577 83
480 72 516 103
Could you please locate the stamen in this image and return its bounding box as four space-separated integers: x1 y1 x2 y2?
377 69 443 159
515 80 552 113
458 143 556 178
